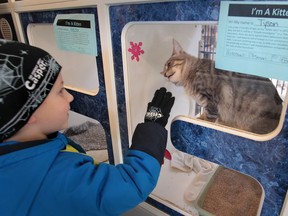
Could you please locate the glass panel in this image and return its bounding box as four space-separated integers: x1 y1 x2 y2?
122 22 285 138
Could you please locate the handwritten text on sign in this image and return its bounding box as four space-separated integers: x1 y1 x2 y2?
216 2 288 81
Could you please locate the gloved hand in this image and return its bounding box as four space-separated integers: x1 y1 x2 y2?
145 87 175 127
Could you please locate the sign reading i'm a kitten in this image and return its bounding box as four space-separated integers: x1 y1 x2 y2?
216 1 288 81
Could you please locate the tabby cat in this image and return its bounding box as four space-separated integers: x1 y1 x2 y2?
161 39 283 134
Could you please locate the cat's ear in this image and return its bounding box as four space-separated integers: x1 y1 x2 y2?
172 39 185 56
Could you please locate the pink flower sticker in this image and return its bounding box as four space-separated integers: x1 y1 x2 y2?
128 41 144 62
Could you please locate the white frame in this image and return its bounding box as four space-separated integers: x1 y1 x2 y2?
2 0 288 215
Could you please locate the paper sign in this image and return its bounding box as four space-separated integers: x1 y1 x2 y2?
216 1 288 81
53 14 97 56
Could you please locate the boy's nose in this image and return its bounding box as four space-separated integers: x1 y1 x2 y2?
68 92 74 102
65 89 74 102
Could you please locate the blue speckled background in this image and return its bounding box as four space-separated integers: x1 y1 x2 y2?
109 0 288 215
19 8 114 164
17 0 288 215
171 118 288 216
110 1 220 157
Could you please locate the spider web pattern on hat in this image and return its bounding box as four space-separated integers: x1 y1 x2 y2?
0 40 61 141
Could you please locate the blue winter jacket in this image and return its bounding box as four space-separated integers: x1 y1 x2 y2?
0 122 167 216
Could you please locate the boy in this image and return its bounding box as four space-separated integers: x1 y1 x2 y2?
0 40 174 215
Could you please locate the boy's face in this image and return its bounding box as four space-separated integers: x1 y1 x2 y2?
32 73 74 135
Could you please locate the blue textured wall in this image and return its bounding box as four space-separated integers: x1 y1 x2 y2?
109 1 288 215
20 8 114 164
18 1 288 215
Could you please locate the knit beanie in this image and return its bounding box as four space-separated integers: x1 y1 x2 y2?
0 40 62 142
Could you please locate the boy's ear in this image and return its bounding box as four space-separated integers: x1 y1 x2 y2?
27 115 37 124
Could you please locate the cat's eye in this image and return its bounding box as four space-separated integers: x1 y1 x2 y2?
123 22 287 142
122 21 286 216
160 27 286 140
167 62 171 68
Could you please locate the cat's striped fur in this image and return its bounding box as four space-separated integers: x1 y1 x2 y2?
161 39 283 134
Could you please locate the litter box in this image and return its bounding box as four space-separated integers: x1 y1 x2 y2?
194 166 265 216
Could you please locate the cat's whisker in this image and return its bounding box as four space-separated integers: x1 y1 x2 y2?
160 39 283 134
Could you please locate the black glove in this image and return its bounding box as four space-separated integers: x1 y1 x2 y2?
144 87 175 127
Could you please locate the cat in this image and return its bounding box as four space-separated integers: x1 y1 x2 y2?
161 39 283 134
